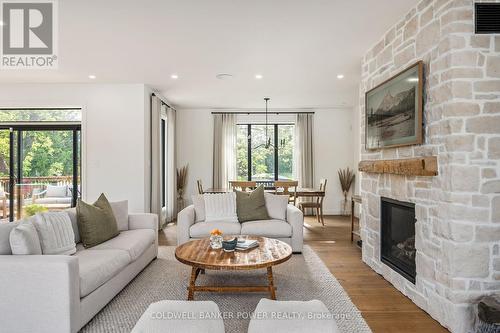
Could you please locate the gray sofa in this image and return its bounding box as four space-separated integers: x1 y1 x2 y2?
177 203 304 252
0 210 158 333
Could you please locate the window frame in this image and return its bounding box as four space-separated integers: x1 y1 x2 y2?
237 123 294 183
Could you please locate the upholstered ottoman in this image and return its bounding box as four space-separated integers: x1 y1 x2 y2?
248 299 339 333
132 300 225 333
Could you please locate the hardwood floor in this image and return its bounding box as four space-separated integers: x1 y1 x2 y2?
159 215 448 333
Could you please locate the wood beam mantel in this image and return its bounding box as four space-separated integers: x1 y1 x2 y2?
358 156 438 176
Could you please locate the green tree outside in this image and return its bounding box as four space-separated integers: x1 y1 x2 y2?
0 110 80 179
237 124 294 181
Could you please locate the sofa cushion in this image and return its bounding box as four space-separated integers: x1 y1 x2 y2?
132 300 225 333
110 200 129 231
0 221 20 254
65 207 80 243
236 186 269 223
248 299 339 333
9 220 42 255
46 185 68 198
33 212 76 255
264 193 289 221
192 194 205 222
203 193 238 223
91 229 155 261
35 197 72 205
76 248 131 297
77 194 119 248
240 220 292 238
190 221 241 238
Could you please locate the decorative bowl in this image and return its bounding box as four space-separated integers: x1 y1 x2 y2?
222 237 238 252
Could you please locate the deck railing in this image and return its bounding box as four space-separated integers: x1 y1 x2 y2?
0 176 75 193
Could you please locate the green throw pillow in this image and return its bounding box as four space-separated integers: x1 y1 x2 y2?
236 186 270 223
77 193 119 248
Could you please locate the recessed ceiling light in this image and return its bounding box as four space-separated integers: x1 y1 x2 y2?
171 74 179 79
255 74 263 79
0 21 5 26
88 74 96 79
337 74 344 79
216 73 233 80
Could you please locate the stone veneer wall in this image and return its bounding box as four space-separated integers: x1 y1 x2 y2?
359 0 500 332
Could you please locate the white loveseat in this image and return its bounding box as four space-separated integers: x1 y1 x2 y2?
0 210 158 333
177 200 304 253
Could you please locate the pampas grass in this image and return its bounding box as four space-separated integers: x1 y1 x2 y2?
338 167 355 215
176 165 188 195
338 167 355 195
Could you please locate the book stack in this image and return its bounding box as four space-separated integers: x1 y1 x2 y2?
236 239 259 251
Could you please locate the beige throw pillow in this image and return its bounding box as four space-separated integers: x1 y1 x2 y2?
33 212 76 255
109 200 129 231
192 194 206 222
9 220 42 255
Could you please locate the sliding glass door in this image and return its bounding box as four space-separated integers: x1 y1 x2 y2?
0 129 13 220
0 126 81 221
0 108 82 221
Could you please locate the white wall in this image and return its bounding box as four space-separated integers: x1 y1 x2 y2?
176 107 354 214
176 108 214 203
0 83 150 213
313 108 354 214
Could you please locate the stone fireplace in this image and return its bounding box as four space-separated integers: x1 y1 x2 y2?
358 1 500 332
380 197 416 284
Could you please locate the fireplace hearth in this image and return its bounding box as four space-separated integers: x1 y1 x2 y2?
380 197 416 283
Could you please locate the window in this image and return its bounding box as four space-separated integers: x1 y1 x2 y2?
237 124 294 183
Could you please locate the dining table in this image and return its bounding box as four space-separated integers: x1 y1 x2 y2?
203 186 325 217
203 187 325 198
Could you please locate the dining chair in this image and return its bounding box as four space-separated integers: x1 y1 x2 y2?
274 180 298 206
299 179 327 226
196 180 204 194
229 181 257 192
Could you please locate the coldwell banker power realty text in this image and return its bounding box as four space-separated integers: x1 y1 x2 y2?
1 0 58 69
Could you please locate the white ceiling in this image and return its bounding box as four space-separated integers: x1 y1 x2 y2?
0 0 416 109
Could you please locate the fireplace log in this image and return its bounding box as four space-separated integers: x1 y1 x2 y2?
358 156 438 176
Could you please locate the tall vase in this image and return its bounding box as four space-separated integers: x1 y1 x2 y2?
177 189 185 214
341 191 350 216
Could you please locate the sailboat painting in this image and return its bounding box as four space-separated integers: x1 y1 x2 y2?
365 61 423 150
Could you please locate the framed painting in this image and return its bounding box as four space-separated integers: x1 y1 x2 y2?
365 61 423 150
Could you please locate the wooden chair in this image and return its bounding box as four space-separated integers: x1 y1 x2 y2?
229 181 257 192
196 180 204 194
299 179 327 226
274 180 298 206
0 185 9 219
0 195 7 219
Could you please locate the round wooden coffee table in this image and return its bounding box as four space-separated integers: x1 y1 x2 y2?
175 236 292 300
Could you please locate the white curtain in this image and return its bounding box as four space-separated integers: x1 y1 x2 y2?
295 114 314 188
213 114 237 189
150 95 162 226
166 106 176 223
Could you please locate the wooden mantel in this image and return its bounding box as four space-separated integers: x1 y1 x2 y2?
358 156 438 176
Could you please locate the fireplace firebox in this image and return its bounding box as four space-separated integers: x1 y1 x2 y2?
380 197 416 283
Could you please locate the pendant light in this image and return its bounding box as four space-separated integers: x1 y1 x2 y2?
252 98 273 149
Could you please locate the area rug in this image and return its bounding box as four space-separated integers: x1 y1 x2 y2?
81 245 372 333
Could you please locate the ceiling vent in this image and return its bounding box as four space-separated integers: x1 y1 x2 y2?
475 3 500 34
